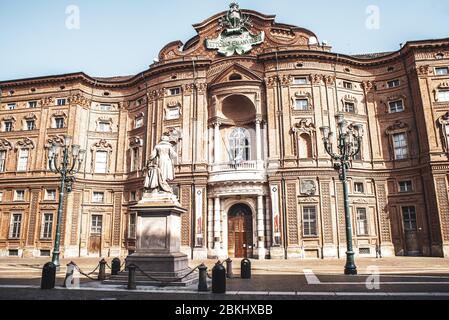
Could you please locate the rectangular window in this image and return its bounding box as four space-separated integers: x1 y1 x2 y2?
169 87 181 96
393 133 409 160
0 150 6 172
303 206 317 237
343 81 353 89
293 77 308 85
402 206 417 231
26 120 35 131
135 117 144 129
129 213 137 238
91 215 103 234
399 181 413 193
389 100 404 113
99 104 112 111
132 147 139 172
435 67 449 75
41 213 54 239
130 191 137 202
98 122 111 132
136 98 144 107
17 149 29 171
9 214 22 239
8 249 19 256
95 151 108 173
45 189 57 201
294 99 309 111
352 140 362 161
28 101 38 108
166 106 181 120
0 192 3 202
56 99 66 106
344 102 355 113
92 192 105 203
14 190 25 201
438 90 449 102
387 79 400 88
55 117 65 129
4 121 13 132
354 182 365 194
356 208 369 236
7 103 16 110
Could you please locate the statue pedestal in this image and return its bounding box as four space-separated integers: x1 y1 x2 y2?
114 194 197 287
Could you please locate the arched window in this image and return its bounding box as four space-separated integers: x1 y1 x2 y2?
229 128 251 162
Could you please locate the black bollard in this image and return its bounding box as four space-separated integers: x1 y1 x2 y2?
198 264 208 292
241 259 252 279
41 262 56 290
127 265 137 290
225 258 233 278
63 262 76 288
111 258 121 276
212 261 226 294
98 259 107 281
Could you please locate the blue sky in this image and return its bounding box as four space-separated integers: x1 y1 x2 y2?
0 0 448 81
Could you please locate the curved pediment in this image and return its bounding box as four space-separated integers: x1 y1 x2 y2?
158 3 321 61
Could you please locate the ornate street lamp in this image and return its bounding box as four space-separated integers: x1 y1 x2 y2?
320 114 364 275
48 135 85 269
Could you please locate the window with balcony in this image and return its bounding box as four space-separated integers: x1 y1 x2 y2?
229 128 251 162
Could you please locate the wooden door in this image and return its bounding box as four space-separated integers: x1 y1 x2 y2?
402 207 420 256
228 213 252 258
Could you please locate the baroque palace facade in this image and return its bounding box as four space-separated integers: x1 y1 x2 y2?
1 3 449 260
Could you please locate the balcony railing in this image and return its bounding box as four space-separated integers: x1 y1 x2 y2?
210 160 265 172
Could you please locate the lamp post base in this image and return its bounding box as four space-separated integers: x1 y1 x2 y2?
344 251 357 275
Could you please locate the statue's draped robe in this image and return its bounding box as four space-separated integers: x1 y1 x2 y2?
144 141 177 193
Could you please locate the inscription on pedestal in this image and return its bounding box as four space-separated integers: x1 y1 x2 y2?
139 216 167 250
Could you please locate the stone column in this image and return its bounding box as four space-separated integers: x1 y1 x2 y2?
214 197 221 252
214 122 221 164
255 119 262 161
207 198 214 256
256 195 266 259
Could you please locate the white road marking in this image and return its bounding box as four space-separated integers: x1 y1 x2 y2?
303 269 321 284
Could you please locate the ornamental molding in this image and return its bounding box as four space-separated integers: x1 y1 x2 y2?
40 97 54 107
0 139 12 151
51 110 68 119
45 135 65 148
291 119 316 135
69 93 90 107
361 81 374 92
309 74 323 85
415 65 431 77
91 139 113 151
437 82 449 89
2 115 16 122
385 120 410 135
129 137 143 148
24 113 38 121
15 138 35 150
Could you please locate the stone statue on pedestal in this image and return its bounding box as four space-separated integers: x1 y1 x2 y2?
142 134 178 202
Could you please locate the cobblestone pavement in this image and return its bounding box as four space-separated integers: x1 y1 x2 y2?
1 257 449 300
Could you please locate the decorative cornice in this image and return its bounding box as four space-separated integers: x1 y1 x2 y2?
15 138 35 150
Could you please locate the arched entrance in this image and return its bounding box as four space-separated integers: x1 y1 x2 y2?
228 203 253 258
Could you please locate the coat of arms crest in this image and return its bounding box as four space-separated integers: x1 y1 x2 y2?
206 3 265 57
